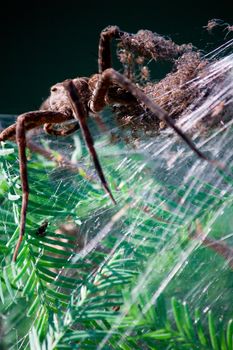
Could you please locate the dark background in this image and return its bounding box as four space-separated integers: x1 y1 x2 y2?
0 0 232 114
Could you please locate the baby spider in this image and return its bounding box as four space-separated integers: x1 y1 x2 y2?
203 18 225 33
0 25 220 261
224 24 233 39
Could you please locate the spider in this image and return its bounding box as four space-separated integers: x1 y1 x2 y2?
203 19 225 33
35 220 49 237
0 25 220 261
224 24 233 39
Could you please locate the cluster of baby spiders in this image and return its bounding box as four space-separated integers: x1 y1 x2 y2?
0 25 223 261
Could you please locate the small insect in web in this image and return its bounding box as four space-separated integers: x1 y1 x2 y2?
0 25 224 261
35 220 49 237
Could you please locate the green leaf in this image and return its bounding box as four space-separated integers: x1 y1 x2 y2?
208 310 219 350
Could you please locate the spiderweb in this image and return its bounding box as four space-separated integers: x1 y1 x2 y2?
0 36 233 350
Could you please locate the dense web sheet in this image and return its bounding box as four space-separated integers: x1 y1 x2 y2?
0 38 233 349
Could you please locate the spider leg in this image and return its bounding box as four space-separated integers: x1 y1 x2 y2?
63 80 116 205
92 113 109 133
90 68 223 168
13 115 29 261
44 121 80 136
0 111 72 142
26 139 94 182
0 111 69 261
98 26 121 72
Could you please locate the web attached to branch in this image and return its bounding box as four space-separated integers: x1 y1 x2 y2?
1 38 233 349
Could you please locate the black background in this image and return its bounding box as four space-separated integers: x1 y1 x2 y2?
0 0 232 114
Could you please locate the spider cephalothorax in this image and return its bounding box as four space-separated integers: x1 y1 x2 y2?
42 77 91 117
0 25 222 261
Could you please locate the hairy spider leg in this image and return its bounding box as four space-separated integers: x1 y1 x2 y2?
98 25 122 72
0 111 70 261
0 111 73 142
44 121 80 136
14 114 29 262
63 80 116 205
90 68 223 169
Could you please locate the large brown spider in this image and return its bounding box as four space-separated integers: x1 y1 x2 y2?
0 26 220 261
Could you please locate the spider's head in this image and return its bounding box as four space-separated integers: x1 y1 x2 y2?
47 78 91 116
49 82 73 115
